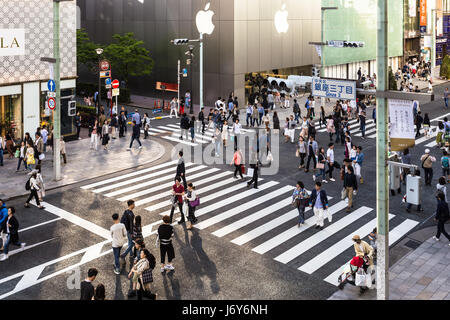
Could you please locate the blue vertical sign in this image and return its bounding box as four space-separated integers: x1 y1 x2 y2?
47 80 56 92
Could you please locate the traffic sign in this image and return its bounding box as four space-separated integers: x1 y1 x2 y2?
112 79 120 89
105 84 111 89
47 80 56 92
100 71 111 78
48 97 56 110
112 88 120 96
47 91 56 98
100 60 110 71
105 78 112 85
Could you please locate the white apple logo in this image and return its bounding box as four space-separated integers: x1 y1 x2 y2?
274 4 289 34
196 2 215 35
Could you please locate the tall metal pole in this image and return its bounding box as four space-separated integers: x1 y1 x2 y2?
199 32 204 111
98 58 101 115
53 0 61 181
432 10 436 70
177 59 181 112
376 0 389 300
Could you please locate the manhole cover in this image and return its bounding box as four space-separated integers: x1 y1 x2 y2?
404 239 421 250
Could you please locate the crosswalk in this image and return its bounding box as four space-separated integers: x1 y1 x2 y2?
81 161 419 286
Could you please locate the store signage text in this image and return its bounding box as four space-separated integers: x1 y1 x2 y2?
0 29 25 56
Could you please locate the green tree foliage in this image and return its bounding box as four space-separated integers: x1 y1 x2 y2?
76 29 98 72
388 66 398 91
440 55 450 80
104 33 154 84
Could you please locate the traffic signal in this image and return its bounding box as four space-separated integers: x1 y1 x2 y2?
68 100 76 117
312 67 321 78
343 41 365 48
172 38 189 45
182 68 188 77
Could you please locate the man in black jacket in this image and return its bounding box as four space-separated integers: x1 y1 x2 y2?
415 111 424 138
119 111 126 138
127 121 142 150
309 182 329 230
179 113 190 140
198 107 205 134
80 268 98 300
343 166 358 212
433 192 450 243
0 207 25 261
120 200 135 261
176 151 187 189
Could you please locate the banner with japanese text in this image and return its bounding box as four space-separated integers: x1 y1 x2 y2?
389 99 415 151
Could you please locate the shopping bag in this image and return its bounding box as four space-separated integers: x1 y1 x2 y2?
365 272 373 289
316 163 325 169
295 149 300 158
39 153 45 161
241 165 246 175
355 269 367 287
247 168 254 177
14 149 20 158
341 188 347 200
266 151 273 162
324 208 332 223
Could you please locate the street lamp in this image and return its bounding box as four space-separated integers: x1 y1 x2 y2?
96 48 103 114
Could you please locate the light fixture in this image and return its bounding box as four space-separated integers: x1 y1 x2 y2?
95 48 103 55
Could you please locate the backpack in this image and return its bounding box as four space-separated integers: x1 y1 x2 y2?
442 156 449 168
25 178 31 191
120 211 129 227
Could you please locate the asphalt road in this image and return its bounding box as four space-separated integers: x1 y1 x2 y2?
1 85 449 300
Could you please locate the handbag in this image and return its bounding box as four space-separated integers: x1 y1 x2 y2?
189 197 200 207
169 195 177 207
266 151 273 162
295 149 300 158
14 149 20 158
355 268 367 287
316 162 325 169
241 165 246 175
39 153 45 161
142 268 153 284
27 154 35 165
247 167 254 177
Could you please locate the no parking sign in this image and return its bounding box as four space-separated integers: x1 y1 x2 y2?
48 97 56 110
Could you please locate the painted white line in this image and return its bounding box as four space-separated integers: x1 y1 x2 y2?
147 127 171 134
431 112 450 122
162 136 199 146
131 168 222 206
252 201 348 255
161 126 210 144
37 202 111 240
323 218 419 286
81 160 178 189
349 123 375 134
415 131 437 145
151 180 275 217
93 163 193 194
354 127 377 137
196 185 293 230
19 218 63 233
425 140 438 148
105 165 206 198
212 197 293 238
274 207 373 264
7 238 57 257
298 214 395 275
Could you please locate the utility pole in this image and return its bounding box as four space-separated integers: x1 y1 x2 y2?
53 0 62 182
199 32 204 111
376 0 389 300
177 59 181 112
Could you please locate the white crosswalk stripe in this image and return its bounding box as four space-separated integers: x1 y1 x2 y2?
80 162 418 286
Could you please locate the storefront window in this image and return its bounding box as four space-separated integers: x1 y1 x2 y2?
0 95 22 140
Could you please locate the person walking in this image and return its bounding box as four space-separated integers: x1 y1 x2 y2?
0 207 26 262
354 146 365 184
101 119 110 150
90 118 98 150
41 125 48 153
421 149 436 186
132 109 141 128
273 111 280 134
24 171 45 209
251 105 258 127
119 111 127 138
432 192 450 244
93 284 106 300
320 106 326 128
326 143 336 182
0 199 7 250
189 116 196 143
222 120 229 147
293 99 301 123
110 213 127 275
292 181 309 227
326 116 335 142
313 147 327 183
213 126 221 157
127 121 143 150
247 160 259 189
127 248 150 298
16 141 27 172
309 182 329 230
436 177 447 202
158 215 175 273
423 113 431 138
415 111 424 138
35 132 44 164
305 135 318 173
442 150 450 182
110 113 118 140
179 113 190 140
232 119 242 150
119 200 136 261
343 166 358 212
75 112 82 140
80 268 98 300
297 135 307 169
231 148 244 180
98 111 106 139
142 113 150 139
25 141 35 171
359 110 366 139
169 177 185 224
444 88 449 109
170 97 178 118
34 165 45 202
176 151 187 189
185 182 199 230
198 107 206 134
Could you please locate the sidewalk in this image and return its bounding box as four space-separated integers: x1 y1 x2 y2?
328 226 450 300
0 131 165 201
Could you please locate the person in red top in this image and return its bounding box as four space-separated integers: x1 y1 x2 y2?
169 177 185 224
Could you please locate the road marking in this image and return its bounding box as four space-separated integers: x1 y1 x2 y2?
196 185 293 230
7 238 57 257
323 218 419 286
93 163 193 194
105 165 206 198
298 214 395 274
19 218 63 233
252 201 348 255
81 160 178 189
161 135 198 146
274 207 373 264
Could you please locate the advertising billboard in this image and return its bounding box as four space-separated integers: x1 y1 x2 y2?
322 0 404 66
0 0 76 85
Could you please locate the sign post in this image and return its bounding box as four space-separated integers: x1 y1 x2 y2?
112 79 119 115
53 0 61 182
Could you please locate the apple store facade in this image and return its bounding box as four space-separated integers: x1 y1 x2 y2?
77 0 321 106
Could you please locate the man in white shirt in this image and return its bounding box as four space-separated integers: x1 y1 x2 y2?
41 126 48 153
215 97 224 111
110 213 127 274
326 143 336 182
233 119 242 150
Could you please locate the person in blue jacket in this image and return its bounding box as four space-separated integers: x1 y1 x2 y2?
0 199 9 250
